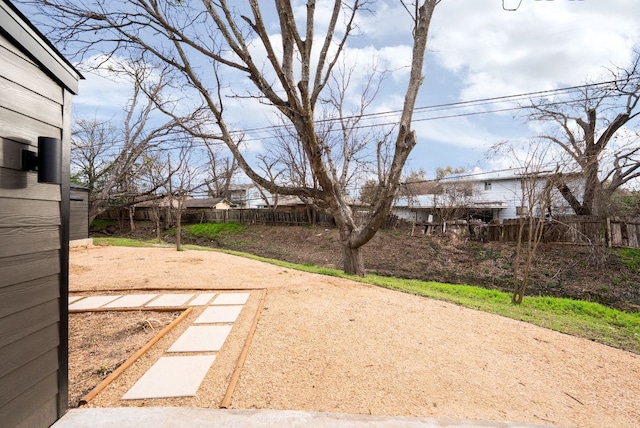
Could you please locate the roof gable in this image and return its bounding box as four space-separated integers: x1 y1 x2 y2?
0 0 82 93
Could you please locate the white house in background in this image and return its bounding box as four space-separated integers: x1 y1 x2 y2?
227 184 311 210
227 184 266 208
393 171 584 223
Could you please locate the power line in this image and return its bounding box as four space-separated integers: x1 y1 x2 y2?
72 76 640 153
231 76 635 138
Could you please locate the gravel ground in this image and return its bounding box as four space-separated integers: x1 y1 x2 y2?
69 245 640 427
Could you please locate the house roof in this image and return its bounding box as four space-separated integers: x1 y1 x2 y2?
135 197 229 208
184 198 228 208
1 0 83 93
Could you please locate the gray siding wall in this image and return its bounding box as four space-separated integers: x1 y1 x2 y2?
0 29 67 427
70 187 89 240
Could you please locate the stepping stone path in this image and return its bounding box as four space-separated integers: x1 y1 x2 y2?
103 294 158 309
69 292 252 400
122 355 217 400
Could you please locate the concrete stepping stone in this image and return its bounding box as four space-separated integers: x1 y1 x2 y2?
145 293 194 307
187 293 216 306
167 325 233 352
211 292 250 305
103 294 158 308
194 305 244 324
69 295 121 310
68 296 83 304
122 355 215 400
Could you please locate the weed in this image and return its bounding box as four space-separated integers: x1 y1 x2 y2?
90 218 115 228
617 248 640 272
135 318 163 332
95 364 112 376
485 249 502 260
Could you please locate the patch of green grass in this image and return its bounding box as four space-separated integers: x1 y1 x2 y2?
358 275 640 353
93 237 171 248
89 238 640 354
90 219 115 229
617 248 640 272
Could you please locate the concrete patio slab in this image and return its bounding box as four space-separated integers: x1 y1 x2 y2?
122 355 216 400
146 294 194 307
194 305 244 324
211 292 251 305
69 295 122 310
188 293 217 306
53 408 558 428
68 296 83 304
167 325 233 353
103 294 158 308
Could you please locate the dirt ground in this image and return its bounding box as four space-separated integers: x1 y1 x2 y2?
68 311 179 407
69 245 640 427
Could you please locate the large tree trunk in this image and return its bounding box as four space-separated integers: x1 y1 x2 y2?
556 179 590 215
128 206 136 232
336 218 367 276
342 241 365 276
175 211 182 251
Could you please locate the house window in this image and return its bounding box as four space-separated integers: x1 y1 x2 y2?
484 181 492 191
516 206 529 216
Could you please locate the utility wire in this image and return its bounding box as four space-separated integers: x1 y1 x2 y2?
72 76 639 153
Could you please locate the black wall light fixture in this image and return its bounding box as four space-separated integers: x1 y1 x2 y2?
21 137 62 184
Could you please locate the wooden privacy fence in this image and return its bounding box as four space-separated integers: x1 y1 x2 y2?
179 208 399 229
99 207 400 229
485 216 640 248
181 208 335 226
100 207 336 227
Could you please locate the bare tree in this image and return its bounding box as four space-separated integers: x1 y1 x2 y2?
33 0 441 275
204 142 240 200
71 62 199 223
510 174 552 304
167 150 201 252
70 117 118 205
139 152 172 242
491 141 555 304
528 51 640 216
260 60 393 217
431 167 471 227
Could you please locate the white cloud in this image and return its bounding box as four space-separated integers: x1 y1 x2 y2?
430 0 640 100
73 55 135 118
414 115 502 150
65 1 640 177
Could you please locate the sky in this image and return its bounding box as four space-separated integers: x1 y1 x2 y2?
17 0 640 182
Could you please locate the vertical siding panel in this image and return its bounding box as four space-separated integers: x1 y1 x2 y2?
0 4 79 425
57 87 73 416
70 187 89 240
